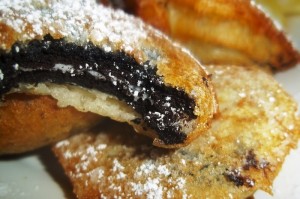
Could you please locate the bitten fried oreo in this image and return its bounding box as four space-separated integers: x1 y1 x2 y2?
0 0 217 149
53 65 300 198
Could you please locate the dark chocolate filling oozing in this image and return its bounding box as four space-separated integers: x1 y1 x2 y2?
0 35 196 145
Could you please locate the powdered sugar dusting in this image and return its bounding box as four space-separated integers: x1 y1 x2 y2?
112 159 125 172
131 177 163 199
54 131 192 198
0 0 147 55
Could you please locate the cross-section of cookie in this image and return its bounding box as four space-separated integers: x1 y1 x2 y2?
0 0 217 150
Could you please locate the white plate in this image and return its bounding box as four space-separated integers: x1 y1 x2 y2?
0 16 299 199
0 148 75 199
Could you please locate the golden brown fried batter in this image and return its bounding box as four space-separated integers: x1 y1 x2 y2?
115 0 300 69
53 65 300 198
0 94 101 154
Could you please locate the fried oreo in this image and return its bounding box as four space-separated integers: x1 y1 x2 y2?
53 65 300 198
0 0 217 151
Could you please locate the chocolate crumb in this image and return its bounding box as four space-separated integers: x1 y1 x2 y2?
243 150 259 170
243 150 270 170
224 169 255 187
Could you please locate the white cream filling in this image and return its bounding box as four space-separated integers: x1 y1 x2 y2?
14 83 140 123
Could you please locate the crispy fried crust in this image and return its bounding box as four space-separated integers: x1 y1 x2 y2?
0 0 217 148
0 94 101 154
118 0 300 69
53 65 300 198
